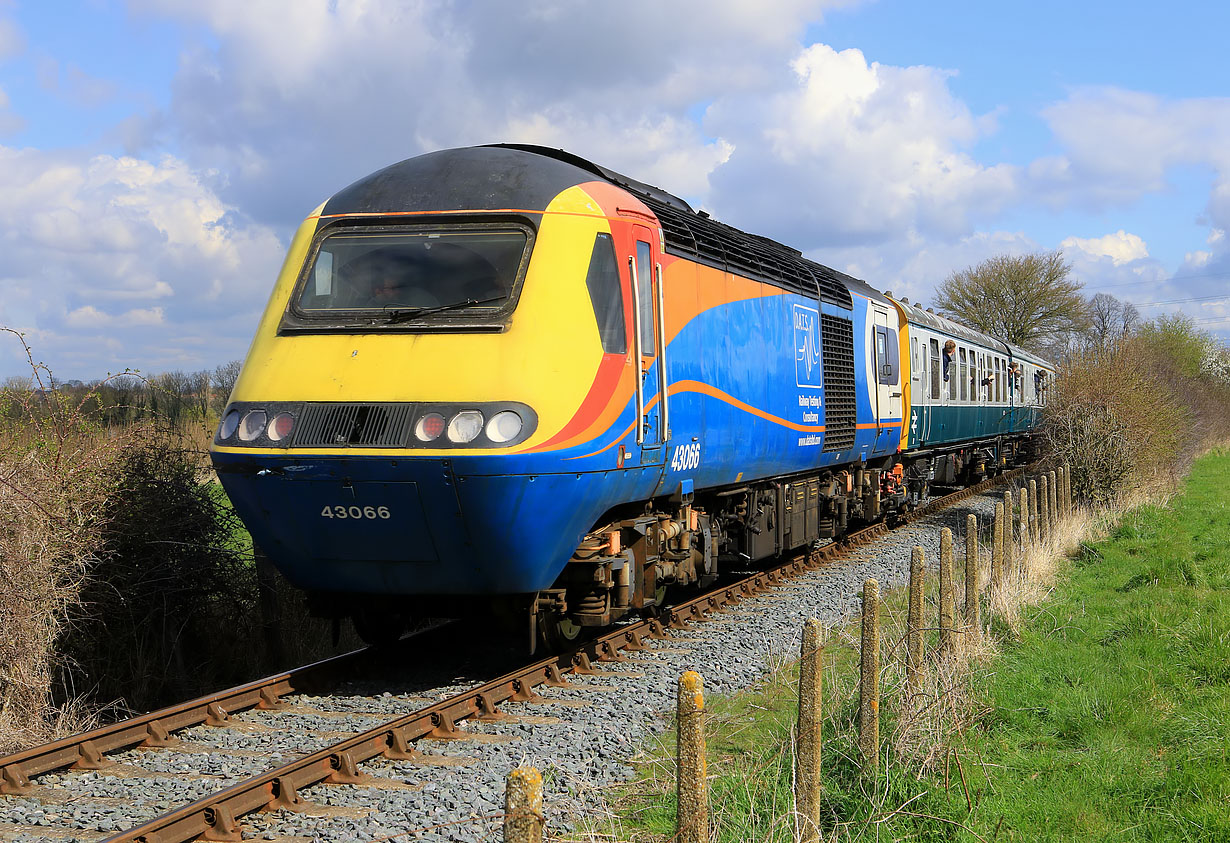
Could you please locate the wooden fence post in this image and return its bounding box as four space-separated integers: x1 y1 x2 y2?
965 514 980 642
1018 486 1028 556
1002 490 1015 583
1028 479 1038 544
859 579 880 771
677 671 707 843
939 528 955 653
1038 474 1049 544
1048 470 1058 530
504 766 544 843
992 502 1005 591
907 547 924 698
795 619 823 843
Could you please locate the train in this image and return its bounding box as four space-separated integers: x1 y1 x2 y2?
209 144 1054 649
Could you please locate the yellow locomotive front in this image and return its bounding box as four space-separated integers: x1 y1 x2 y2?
209 146 655 634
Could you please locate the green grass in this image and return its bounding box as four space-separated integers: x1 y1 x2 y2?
592 449 1230 842
949 451 1230 841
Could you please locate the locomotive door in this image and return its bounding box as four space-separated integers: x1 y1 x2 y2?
871 308 900 445
629 226 667 468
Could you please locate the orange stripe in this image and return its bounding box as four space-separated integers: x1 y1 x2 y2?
668 380 826 433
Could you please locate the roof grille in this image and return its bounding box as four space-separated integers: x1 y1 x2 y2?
637 196 854 310
293 403 414 448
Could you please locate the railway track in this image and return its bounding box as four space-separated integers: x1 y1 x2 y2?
0 467 1028 843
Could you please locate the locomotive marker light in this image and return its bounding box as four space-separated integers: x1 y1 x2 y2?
266 412 295 443
414 412 446 442
486 410 523 444
238 410 267 442
446 410 484 444
219 409 241 440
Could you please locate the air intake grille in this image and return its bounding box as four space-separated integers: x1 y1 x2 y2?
821 315 856 453
293 403 414 448
637 196 854 310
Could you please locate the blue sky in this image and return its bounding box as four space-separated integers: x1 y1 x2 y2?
1 0 1228 380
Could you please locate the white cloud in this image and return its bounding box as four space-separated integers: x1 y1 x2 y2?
65 305 166 328
0 13 23 61
121 0 860 224
701 44 1018 249
1036 88 1230 225
1059 230 1149 266
0 147 284 379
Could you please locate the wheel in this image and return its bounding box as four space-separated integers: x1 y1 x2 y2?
351 610 408 648
536 613 583 652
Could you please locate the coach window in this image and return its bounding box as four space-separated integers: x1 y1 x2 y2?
912 337 920 382
929 338 941 399
958 348 968 402
584 233 627 354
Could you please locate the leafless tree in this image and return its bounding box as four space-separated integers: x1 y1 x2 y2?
932 251 1090 354
1088 292 1140 349
189 370 211 419
211 361 242 415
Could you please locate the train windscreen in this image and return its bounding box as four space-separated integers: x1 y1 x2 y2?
296 228 528 321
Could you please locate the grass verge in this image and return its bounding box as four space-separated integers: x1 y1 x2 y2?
577 456 1230 841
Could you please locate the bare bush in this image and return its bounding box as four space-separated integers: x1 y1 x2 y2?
1045 317 1230 504
0 330 132 752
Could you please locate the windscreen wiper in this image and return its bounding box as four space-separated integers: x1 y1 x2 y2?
384 296 506 325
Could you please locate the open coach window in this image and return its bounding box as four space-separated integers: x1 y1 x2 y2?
289 225 530 328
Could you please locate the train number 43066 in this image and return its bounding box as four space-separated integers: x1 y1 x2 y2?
321 505 391 520
670 442 701 471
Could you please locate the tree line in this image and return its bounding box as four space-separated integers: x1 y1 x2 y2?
0 360 242 429
926 250 1215 363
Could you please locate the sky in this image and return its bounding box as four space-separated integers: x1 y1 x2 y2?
1 0 1228 381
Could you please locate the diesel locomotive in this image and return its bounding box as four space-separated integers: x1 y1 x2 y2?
209 144 1054 648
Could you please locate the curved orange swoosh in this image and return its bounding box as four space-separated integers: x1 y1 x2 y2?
565 381 827 460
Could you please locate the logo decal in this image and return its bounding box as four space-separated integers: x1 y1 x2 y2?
793 304 822 388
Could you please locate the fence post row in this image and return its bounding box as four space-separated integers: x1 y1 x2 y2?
859 578 880 771
503 766 544 843
939 528 955 653
795 619 824 843
676 671 708 843
965 514 980 643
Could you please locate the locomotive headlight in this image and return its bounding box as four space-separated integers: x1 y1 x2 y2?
446 410 484 444
485 410 523 444
218 409 241 440
266 412 295 443
238 410 267 442
414 412 446 442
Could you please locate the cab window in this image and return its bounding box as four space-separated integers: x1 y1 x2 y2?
584 233 627 354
